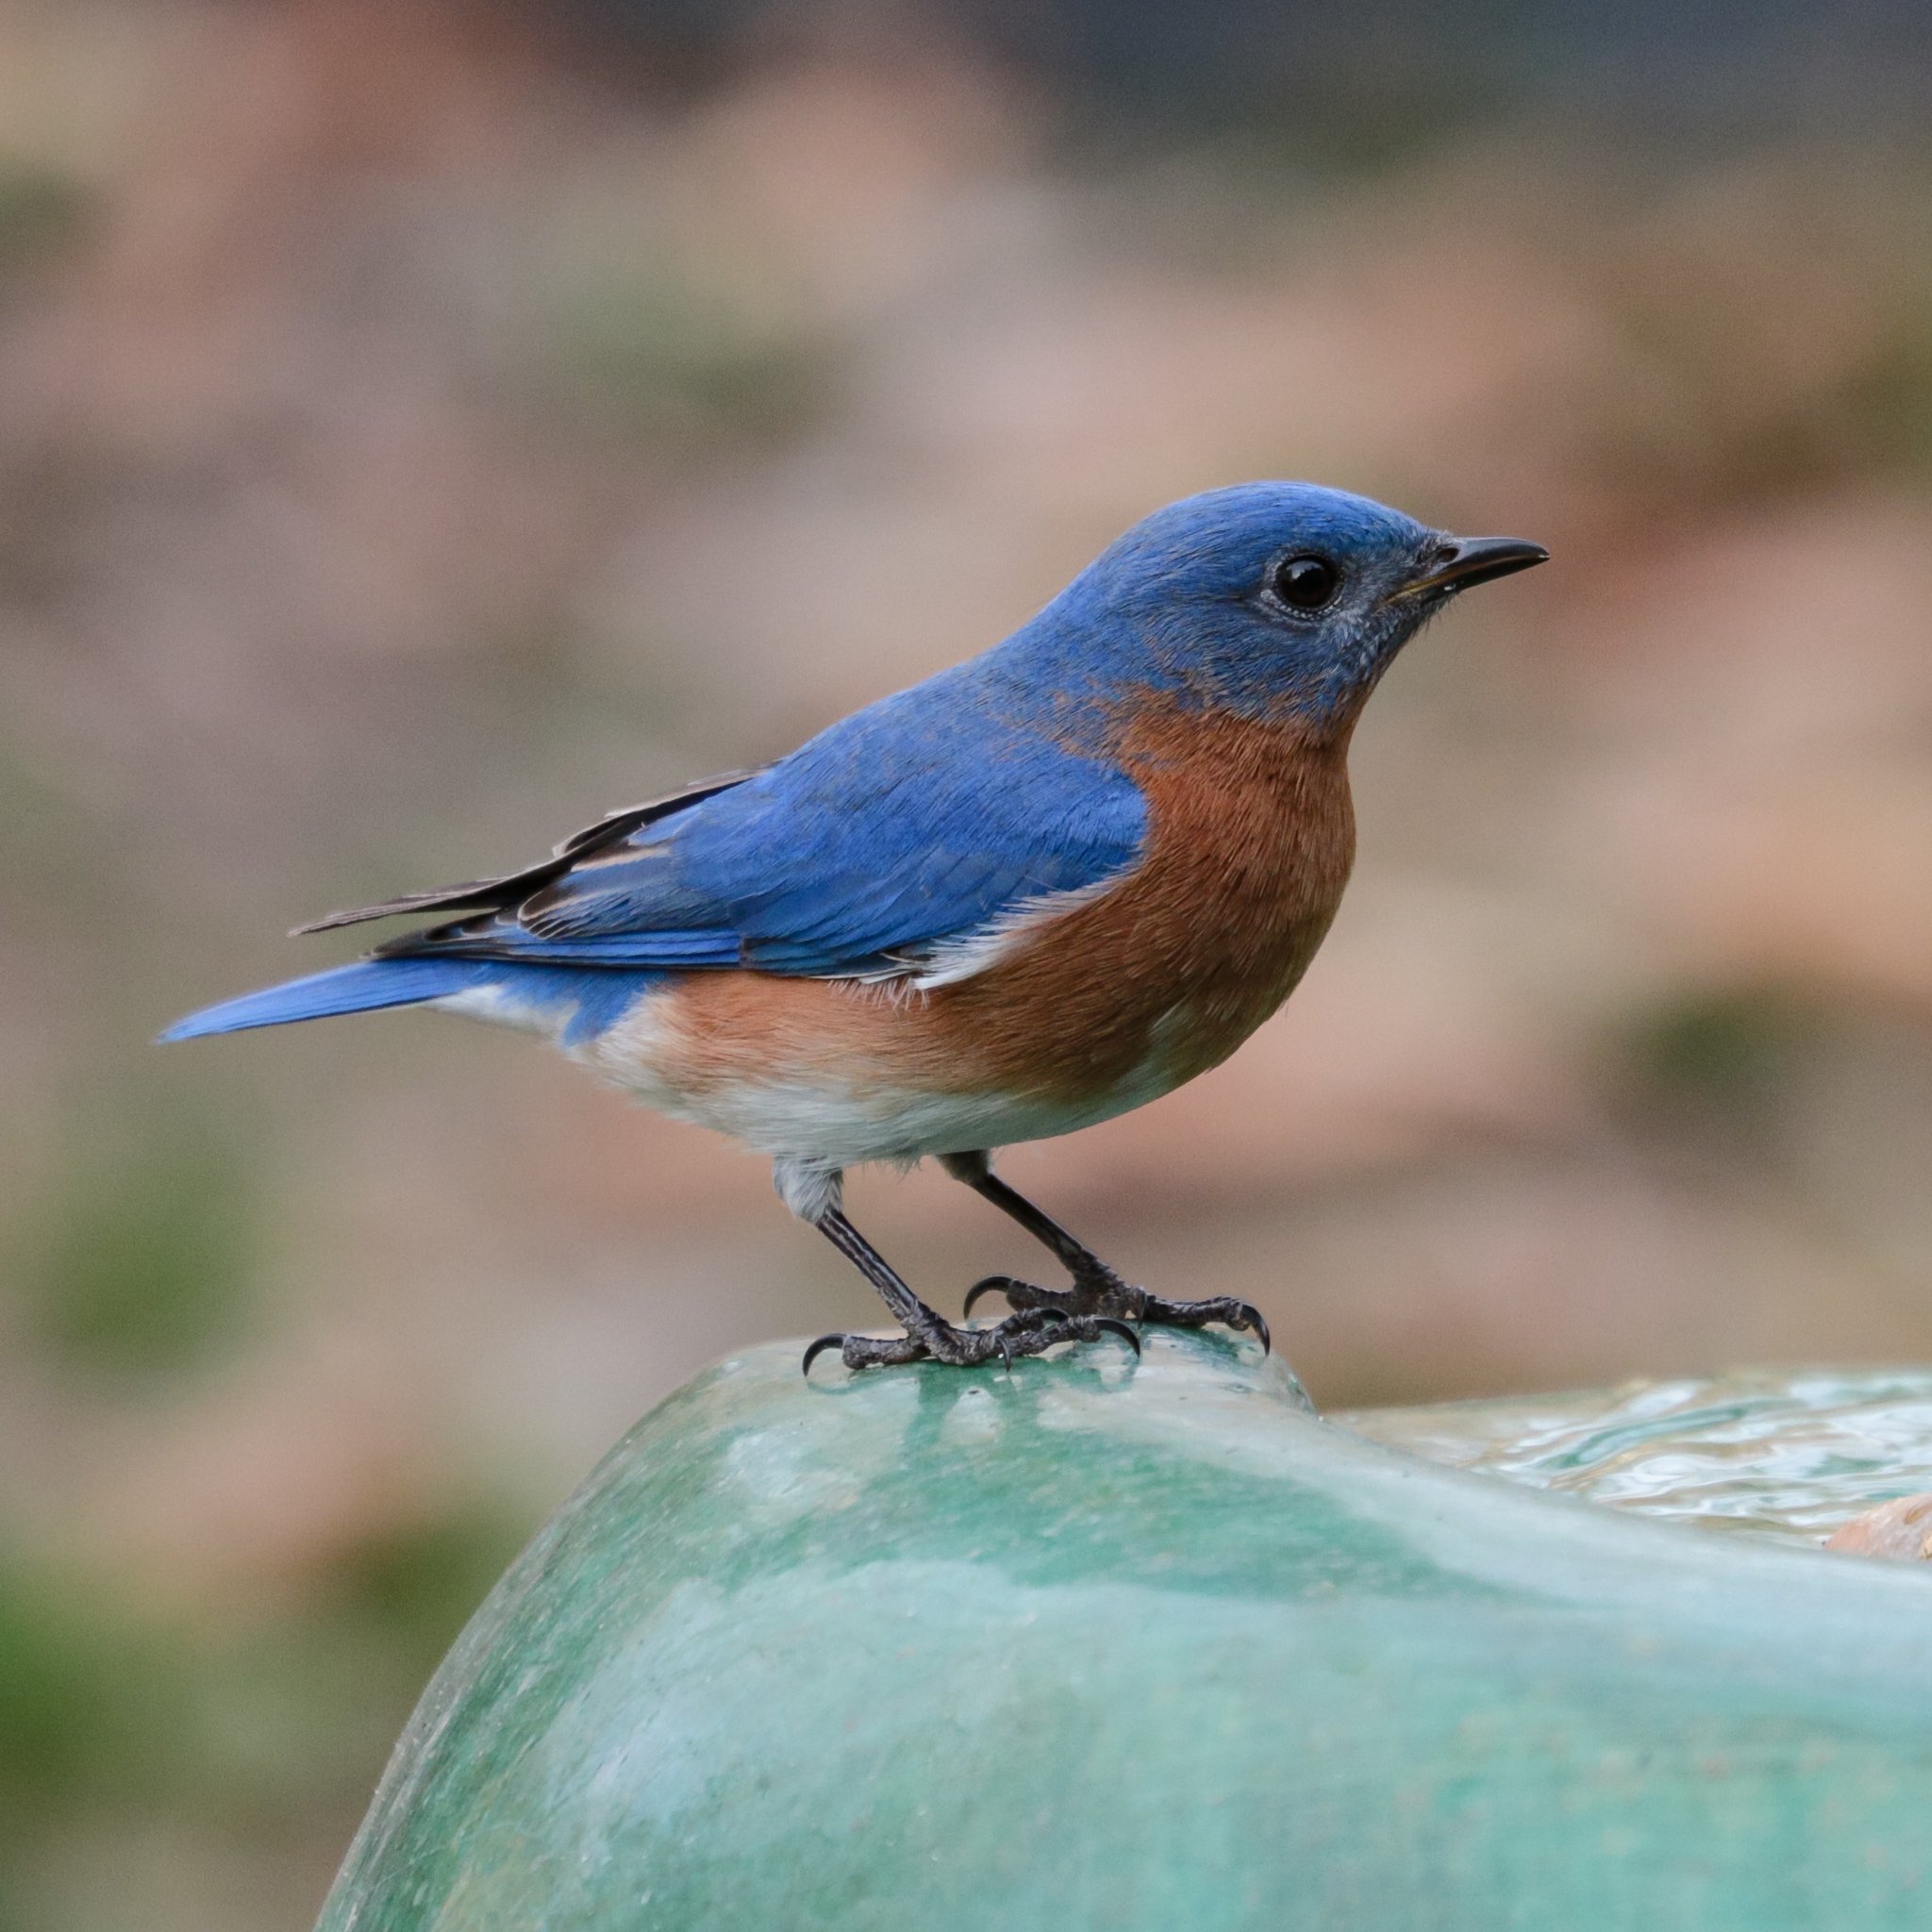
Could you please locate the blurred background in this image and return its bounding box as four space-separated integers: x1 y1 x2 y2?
4 0 1932 1924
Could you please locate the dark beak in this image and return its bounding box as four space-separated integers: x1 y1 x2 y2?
1394 535 1548 601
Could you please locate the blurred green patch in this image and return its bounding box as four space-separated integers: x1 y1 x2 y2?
0 160 90 277
179 1502 535 1810
1181 72 1513 181
523 244 835 447
23 1101 259 1377
325 1505 530 1678
0 1557 192 1817
0 1499 535 1929
1619 987 1817 1146
1847 305 1932 477
0 1559 184 1932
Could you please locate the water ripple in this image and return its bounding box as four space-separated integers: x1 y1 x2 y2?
1339 1370 1932 1547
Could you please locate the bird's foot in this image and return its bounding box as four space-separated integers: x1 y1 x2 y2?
1132 1291 1270 1353
963 1270 1270 1354
803 1307 1140 1375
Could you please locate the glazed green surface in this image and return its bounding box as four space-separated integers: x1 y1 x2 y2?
320 1333 1932 1931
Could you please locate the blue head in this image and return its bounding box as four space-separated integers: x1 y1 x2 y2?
1002 483 1544 731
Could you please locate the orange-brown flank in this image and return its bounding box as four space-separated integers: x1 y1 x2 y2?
631 698 1357 1115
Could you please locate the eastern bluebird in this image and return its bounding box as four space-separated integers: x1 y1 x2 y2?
164 484 1544 1372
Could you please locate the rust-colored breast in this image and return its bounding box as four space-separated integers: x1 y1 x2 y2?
931 699 1357 1101
633 699 1356 1116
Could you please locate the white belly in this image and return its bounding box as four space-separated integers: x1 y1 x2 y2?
593 1015 1170 1167
436 981 1168 1165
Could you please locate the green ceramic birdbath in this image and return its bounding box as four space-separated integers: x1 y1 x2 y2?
318 1332 1932 1931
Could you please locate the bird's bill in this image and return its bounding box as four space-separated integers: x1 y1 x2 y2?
1391 535 1549 600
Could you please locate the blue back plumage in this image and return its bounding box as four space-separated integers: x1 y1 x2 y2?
435 669 1148 975
162 481 1450 1042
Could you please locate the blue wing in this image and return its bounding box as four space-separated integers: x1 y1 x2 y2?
376 667 1148 979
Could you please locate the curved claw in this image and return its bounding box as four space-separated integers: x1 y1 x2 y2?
801 1332 845 1377
962 1276 1015 1320
1094 1317 1141 1357
1240 1305 1272 1355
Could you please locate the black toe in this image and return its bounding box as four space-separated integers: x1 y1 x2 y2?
801 1333 844 1376
962 1276 1014 1319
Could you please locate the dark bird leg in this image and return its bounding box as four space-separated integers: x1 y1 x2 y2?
942 1151 1269 1352
803 1206 1139 1375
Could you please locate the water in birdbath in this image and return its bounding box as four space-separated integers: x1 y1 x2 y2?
1339 1368 1932 1550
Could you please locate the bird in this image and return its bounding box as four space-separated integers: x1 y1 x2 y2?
163 483 1545 1374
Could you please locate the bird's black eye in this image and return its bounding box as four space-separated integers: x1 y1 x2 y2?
1267 554 1340 611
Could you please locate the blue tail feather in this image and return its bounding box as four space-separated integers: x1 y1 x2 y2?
159 958 661 1044
158 958 501 1041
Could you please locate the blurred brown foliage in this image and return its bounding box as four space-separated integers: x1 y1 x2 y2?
4 2 1932 1924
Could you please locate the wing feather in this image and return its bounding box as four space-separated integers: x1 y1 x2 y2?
290 772 758 935
323 669 1149 983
